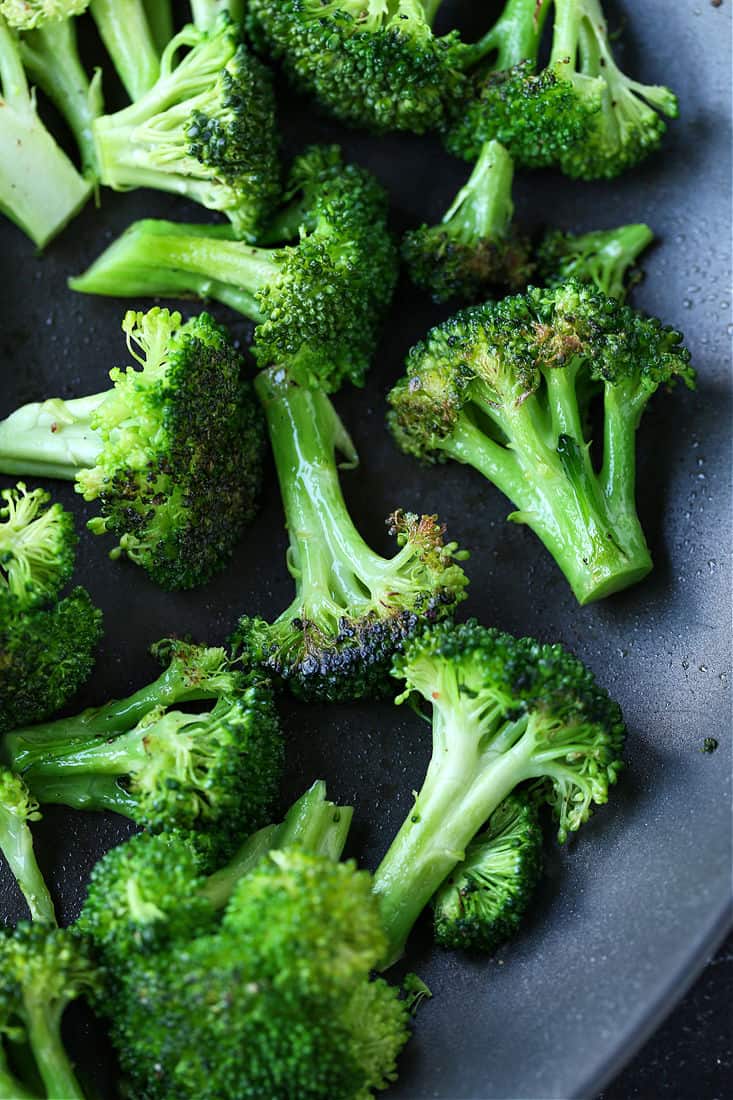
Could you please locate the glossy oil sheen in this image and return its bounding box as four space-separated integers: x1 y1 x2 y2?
0 2 730 1097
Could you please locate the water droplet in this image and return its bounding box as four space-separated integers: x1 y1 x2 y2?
683 299 692 309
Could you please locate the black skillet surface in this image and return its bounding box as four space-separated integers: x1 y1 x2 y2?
1 2 731 1098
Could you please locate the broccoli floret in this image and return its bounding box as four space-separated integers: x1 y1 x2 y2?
92 17 280 238
231 367 469 702
109 850 409 1100
70 147 398 390
1 0 104 179
0 922 99 1100
0 482 75 609
447 0 677 179
3 641 282 861
373 618 625 965
191 0 244 31
247 0 471 134
0 767 55 923
0 309 264 589
402 139 533 304
536 223 654 301
0 13 91 246
89 0 161 100
432 792 543 952
388 281 694 604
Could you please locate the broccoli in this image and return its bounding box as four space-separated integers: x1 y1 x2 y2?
144 0 173 52
70 146 398 391
447 0 678 179
432 792 543 953
1 0 103 180
191 0 244 31
108 849 409 1099
402 139 533 304
0 13 91 247
388 281 694 604
0 309 264 590
0 484 102 734
89 0 161 100
372 618 625 965
0 922 99 1100
536 223 654 302
0 767 55 924
2 639 282 861
231 366 469 702
92 16 280 238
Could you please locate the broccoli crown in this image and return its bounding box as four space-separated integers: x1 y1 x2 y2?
402 139 533 304
0 587 102 733
388 281 694 603
0 482 76 609
76 307 263 589
247 0 468 134
0 766 41 827
109 851 409 1100
0 0 88 29
535 223 654 302
93 17 280 238
432 792 543 952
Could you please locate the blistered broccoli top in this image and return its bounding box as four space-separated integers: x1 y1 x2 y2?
93 16 280 238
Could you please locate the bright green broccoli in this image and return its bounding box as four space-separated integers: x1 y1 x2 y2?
0 767 55 924
0 309 264 590
191 0 244 31
108 849 409 1099
388 281 694 605
0 13 91 247
92 16 280 238
231 366 469 702
536 223 654 302
2 640 282 862
432 791 543 953
0 922 99 1100
446 0 678 179
143 0 173 51
373 618 625 966
89 0 161 100
0 482 75 609
70 147 398 390
402 139 533 304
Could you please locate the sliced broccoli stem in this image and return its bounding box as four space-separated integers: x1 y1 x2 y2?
0 19 91 248
16 774 139 817
20 22 103 178
143 0 174 52
89 0 160 101
461 0 552 71
0 800 55 924
191 0 244 29
0 395 105 480
441 139 514 244
23 999 85 1100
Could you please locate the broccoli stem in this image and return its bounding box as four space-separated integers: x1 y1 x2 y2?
89 0 160 101
23 998 85 1100
17 774 139 818
0 395 105 481
461 0 552 71
0 802 55 924
191 0 245 29
143 0 174 52
441 139 514 244
0 1053 37 1100
0 19 91 248
20 22 103 178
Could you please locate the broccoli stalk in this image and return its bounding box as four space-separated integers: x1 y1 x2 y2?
373 619 626 966
91 19 279 237
388 282 694 604
461 0 551 71
0 768 56 924
89 0 160 100
0 14 91 247
536 223 654 301
143 0 173 51
231 366 469 701
402 139 533 303
191 0 244 30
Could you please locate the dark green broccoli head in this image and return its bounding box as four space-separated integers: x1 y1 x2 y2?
403 224 533 304
432 792 543 952
78 307 263 589
535 224 654 301
0 586 102 733
0 482 76 609
247 0 468 134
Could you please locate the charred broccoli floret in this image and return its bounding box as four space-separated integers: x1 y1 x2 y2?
70 147 398 390
388 281 694 604
231 367 469 702
536 223 654 301
0 767 55 923
432 792 543 952
373 619 625 965
92 15 280 237
0 309 264 590
402 139 533 304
